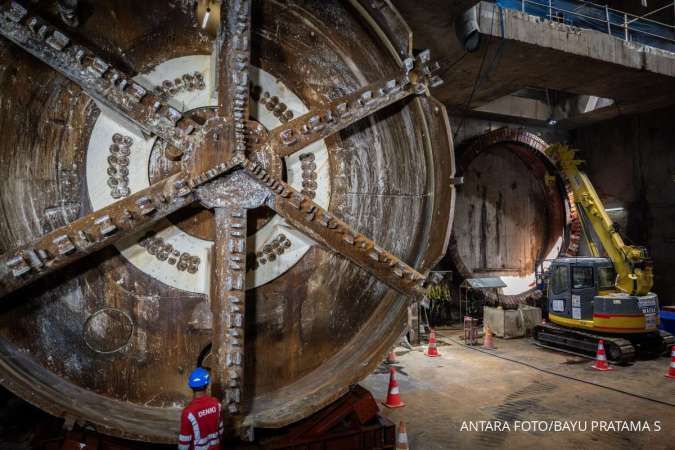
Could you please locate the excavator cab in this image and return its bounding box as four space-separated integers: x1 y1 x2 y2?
546 256 661 335
547 257 615 323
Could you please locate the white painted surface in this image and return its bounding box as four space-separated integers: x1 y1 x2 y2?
86 55 330 293
500 234 564 295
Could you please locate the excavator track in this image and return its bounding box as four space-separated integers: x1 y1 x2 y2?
659 330 675 353
533 322 636 364
657 330 675 356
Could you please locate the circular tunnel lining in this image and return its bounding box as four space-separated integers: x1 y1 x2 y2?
448 128 581 305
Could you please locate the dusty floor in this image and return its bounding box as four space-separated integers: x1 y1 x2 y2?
362 327 675 450
0 327 672 449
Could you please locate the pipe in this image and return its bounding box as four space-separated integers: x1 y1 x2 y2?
455 6 481 52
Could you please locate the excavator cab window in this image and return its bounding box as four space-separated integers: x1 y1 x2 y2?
598 266 616 290
572 266 594 289
551 265 569 295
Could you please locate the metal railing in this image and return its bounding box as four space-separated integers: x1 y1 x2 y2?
494 0 675 53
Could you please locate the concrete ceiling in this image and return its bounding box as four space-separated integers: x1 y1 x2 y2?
393 0 675 128
390 0 477 57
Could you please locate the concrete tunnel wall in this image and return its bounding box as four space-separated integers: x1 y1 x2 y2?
572 104 675 307
442 112 675 308
438 113 674 309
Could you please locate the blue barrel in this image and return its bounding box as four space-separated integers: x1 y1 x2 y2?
659 310 675 334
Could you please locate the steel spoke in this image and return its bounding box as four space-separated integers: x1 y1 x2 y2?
0 2 199 157
215 0 251 158
210 204 247 432
210 1 252 438
242 159 429 300
0 160 239 298
269 50 443 158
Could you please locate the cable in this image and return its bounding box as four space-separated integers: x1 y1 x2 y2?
454 4 495 134
438 331 675 408
453 39 490 142
453 4 507 141
435 52 469 80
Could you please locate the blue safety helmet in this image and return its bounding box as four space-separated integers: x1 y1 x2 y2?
188 367 210 389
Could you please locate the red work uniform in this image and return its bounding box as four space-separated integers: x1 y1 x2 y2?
178 396 224 450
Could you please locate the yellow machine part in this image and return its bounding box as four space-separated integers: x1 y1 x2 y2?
545 144 654 296
549 312 657 334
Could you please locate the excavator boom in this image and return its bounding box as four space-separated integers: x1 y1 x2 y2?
545 144 654 296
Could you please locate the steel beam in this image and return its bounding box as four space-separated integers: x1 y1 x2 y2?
211 0 252 438
0 160 238 298
210 205 248 433
242 160 429 300
215 0 251 158
0 2 200 156
270 50 443 158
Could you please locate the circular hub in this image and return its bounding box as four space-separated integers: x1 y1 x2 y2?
149 110 282 241
86 57 331 293
190 115 234 175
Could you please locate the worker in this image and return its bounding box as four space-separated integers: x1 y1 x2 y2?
178 367 224 450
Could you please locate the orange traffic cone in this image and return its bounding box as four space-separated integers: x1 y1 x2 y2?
483 325 496 349
591 339 613 371
385 350 398 365
665 347 675 379
396 421 409 450
425 329 441 357
382 367 405 408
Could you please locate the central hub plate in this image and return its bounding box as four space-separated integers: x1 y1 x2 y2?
197 171 271 210
189 115 235 175
152 107 283 241
191 115 275 210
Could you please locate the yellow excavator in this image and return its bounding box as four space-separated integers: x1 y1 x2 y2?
533 144 673 363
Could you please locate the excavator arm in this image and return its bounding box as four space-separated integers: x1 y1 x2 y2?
546 144 654 296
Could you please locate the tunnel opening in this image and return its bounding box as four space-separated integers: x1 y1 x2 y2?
448 128 581 305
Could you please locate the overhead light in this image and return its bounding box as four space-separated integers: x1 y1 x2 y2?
545 89 557 126
605 207 625 212
202 8 211 29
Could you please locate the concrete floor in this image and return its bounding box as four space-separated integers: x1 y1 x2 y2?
362 327 675 450
0 327 672 449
